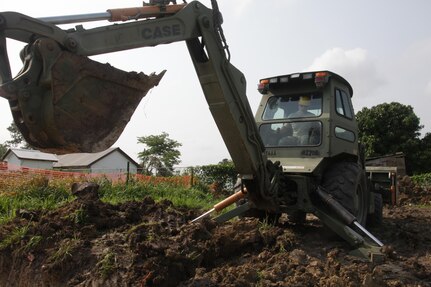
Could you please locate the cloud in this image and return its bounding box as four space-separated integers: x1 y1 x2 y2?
234 0 252 15
307 47 384 98
426 81 431 95
398 39 431 96
217 0 254 17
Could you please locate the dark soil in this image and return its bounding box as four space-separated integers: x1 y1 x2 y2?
0 182 430 287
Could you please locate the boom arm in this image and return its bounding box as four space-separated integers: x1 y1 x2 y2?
0 1 278 209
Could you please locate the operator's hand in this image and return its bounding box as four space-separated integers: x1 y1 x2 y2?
279 123 293 136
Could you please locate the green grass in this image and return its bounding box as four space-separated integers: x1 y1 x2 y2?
0 175 220 224
23 235 43 251
97 180 218 210
66 205 89 225
0 183 73 224
97 251 117 278
48 237 80 264
0 225 29 250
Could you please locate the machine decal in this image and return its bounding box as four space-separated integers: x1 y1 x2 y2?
141 24 181 39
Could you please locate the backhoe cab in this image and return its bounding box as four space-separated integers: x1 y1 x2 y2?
217 71 384 260
256 71 358 170
254 71 371 222
0 1 383 260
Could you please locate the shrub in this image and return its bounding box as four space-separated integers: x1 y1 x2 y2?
192 162 237 196
411 173 431 188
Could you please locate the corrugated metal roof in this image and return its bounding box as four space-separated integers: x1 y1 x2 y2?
54 148 116 168
54 147 140 168
1 147 139 169
6 148 58 162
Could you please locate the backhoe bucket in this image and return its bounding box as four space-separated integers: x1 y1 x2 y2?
1 38 165 154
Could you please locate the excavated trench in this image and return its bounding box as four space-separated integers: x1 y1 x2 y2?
0 182 430 286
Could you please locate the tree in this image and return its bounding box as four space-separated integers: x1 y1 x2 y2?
356 102 423 174
137 132 182 176
414 132 431 174
0 143 8 158
6 122 32 149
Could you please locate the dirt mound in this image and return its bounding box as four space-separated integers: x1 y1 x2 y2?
398 176 431 206
0 182 430 286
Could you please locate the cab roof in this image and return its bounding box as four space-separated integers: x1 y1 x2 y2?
258 70 354 97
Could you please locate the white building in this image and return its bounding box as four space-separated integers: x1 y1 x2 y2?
1 147 140 174
1 148 58 170
54 147 140 174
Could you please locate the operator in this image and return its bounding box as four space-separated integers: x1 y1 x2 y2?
278 96 319 145
289 95 315 119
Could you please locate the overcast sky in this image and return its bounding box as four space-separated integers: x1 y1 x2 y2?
1 0 430 167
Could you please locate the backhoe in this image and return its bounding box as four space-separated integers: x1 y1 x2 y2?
0 0 384 260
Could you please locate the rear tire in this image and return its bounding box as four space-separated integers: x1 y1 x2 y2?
322 162 368 225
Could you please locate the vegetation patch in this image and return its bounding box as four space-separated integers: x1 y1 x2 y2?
47 237 80 265
412 172 431 188
70 205 88 225
98 180 218 210
23 235 43 252
97 250 118 279
0 175 75 223
0 225 29 250
0 175 220 225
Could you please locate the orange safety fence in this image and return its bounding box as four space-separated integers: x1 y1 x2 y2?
135 174 193 187
0 162 192 187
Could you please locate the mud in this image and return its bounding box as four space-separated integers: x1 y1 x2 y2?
0 182 430 286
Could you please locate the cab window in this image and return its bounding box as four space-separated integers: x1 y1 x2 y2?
335 126 355 142
262 93 322 120
259 121 322 147
335 89 353 119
